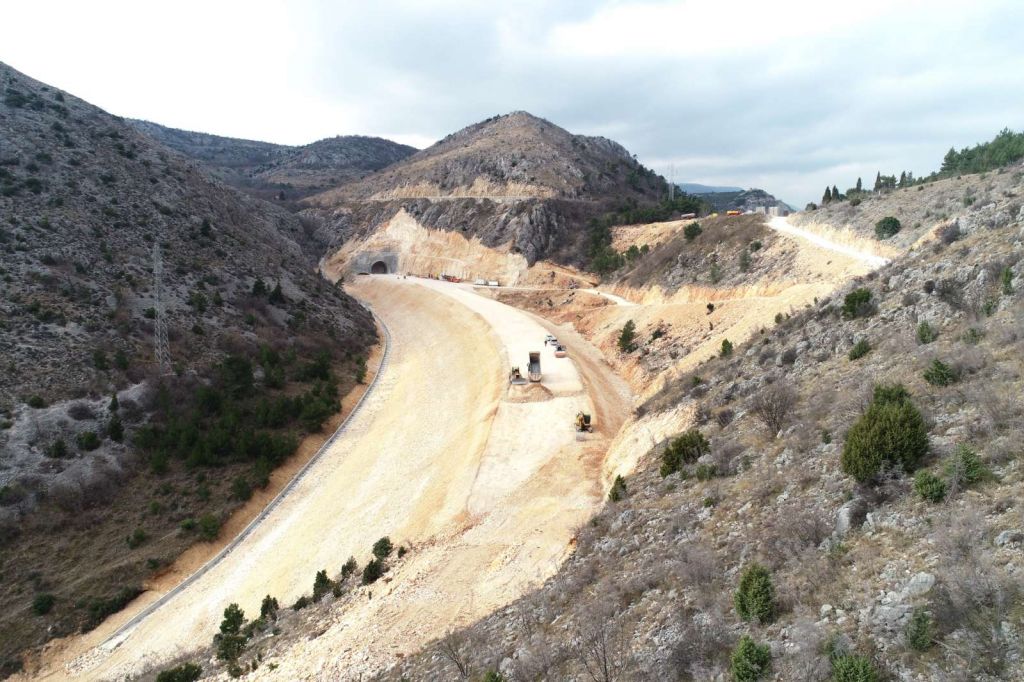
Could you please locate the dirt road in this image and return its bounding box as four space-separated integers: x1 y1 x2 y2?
768 216 891 267
40 276 629 680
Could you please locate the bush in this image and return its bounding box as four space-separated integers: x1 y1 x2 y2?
107 415 124 442
660 429 710 477
906 608 933 651
372 536 393 559
340 557 358 580
361 558 384 585
198 513 220 541
292 595 310 610
684 222 703 240
47 438 69 458
608 475 627 501
842 288 874 319
231 476 252 501
720 338 733 357
27 395 46 408
76 431 101 451
215 603 247 662
848 339 871 360
32 593 55 616
831 654 879 682
923 359 958 386
155 663 202 682
313 569 333 601
750 383 797 436
944 443 993 488
93 349 109 370
617 320 637 353
260 595 279 621
730 635 771 682
916 320 937 344
1001 266 1014 295
734 563 775 624
695 464 716 481
875 216 901 239
913 471 946 503
841 384 929 483
126 527 148 548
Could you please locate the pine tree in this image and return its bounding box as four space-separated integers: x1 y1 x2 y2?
832 185 840 201
899 171 907 187
856 177 862 192
823 187 832 204
874 171 882 192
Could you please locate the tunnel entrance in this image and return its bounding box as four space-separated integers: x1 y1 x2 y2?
370 261 388 274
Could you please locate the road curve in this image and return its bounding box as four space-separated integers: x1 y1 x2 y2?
46 276 627 681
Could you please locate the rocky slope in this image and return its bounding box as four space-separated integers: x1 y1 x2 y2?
308 111 670 268
0 62 375 674
128 120 416 201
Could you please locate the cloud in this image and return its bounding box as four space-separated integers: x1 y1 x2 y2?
2 0 1022 204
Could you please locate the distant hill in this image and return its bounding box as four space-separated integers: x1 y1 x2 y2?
693 187 792 213
128 120 417 201
309 111 671 266
678 182 744 194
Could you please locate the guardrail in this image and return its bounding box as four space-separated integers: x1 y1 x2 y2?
103 303 392 649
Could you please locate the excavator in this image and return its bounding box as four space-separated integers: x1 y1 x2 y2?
575 411 593 433
509 366 527 385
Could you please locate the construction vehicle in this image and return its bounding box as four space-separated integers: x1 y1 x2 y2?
575 412 593 432
528 352 542 382
554 344 567 358
726 210 742 216
509 366 527 385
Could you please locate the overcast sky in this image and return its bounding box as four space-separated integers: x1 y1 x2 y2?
3 0 1023 205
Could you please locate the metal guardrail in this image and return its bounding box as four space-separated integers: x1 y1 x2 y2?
103 303 392 648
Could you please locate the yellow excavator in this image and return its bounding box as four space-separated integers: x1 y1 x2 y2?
575 412 593 433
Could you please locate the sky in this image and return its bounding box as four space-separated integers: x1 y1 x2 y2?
2 0 1023 206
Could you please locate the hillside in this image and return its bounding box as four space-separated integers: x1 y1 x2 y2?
679 182 744 194
148 167 1024 682
311 111 671 271
0 62 376 675
128 120 416 201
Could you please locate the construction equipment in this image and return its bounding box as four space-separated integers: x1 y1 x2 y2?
509 366 527 385
575 412 593 432
528 352 542 382
554 344 567 358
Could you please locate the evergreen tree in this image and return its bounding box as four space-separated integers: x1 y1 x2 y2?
268 282 286 305
823 187 832 204
874 171 882 192
832 185 840 201
856 177 862 192
251 277 268 297
899 171 907 187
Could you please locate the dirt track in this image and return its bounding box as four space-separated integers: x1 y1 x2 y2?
36 276 628 680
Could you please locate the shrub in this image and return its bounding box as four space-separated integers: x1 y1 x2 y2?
875 216 901 239
944 443 993 489
107 415 124 442
831 654 879 682
313 569 333 601
155 663 202 682
842 288 874 319
617 320 637 353
608 475 627 501
750 383 797 436
906 608 933 651
93 349 109 370
47 439 69 458
684 222 703 240
916 320 937 344
730 635 771 682
27 395 46 408
231 476 252 501
695 463 716 481
841 384 929 483
661 429 710 477
848 339 871 360
923 359 958 386
361 558 384 585
260 595 279 621
482 672 506 682
720 338 733 357
76 431 101 451
198 513 220 541
340 557 358 580
292 595 310 610
372 536 393 559
126 527 147 548
1001 266 1014 295
913 471 946 503
735 563 775 623
215 603 246 662
32 593 55 616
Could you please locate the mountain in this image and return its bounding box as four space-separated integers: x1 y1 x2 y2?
678 182 744 194
308 111 670 266
0 62 375 671
694 187 792 213
128 120 417 201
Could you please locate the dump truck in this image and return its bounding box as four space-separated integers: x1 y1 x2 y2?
554 344 567 358
528 352 542 382
575 412 593 432
509 366 527 385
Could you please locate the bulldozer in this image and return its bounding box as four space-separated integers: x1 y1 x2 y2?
509 366 527 385
575 412 593 433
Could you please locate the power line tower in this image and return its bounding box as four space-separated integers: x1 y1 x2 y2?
152 244 172 375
